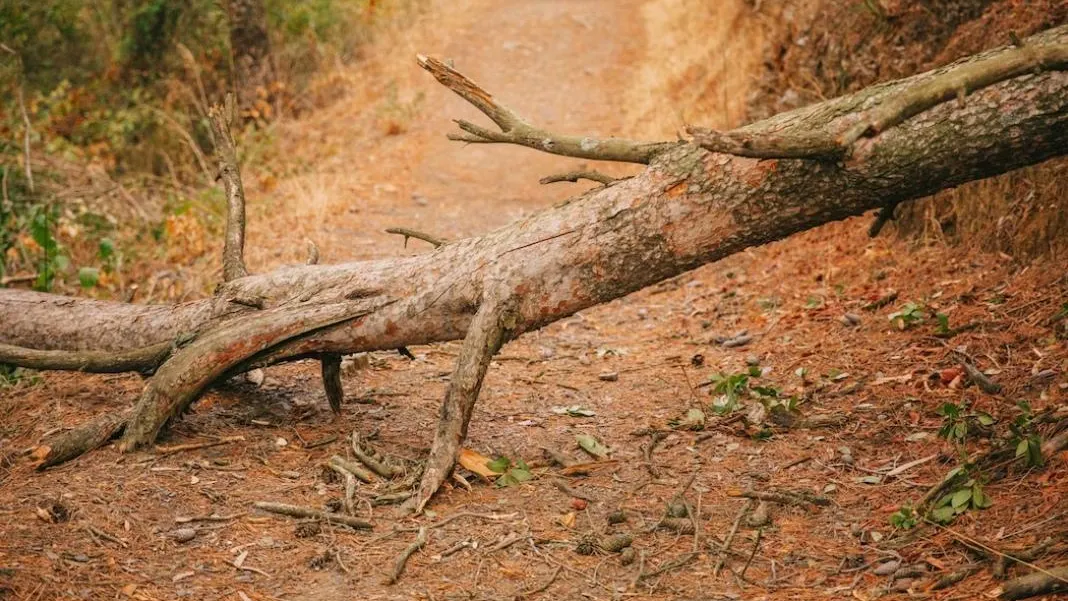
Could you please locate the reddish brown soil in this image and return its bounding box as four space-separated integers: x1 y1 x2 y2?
1 1 1066 600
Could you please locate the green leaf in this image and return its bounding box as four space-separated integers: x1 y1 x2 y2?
576 434 611 459
950 488 972 509
976 412 995 426
972 485 992 509
486 456 510 474
748 366 762 377
1016 439 1029 458
77 267 100 288
930 506 957 523
509 468 533 483
98 238 115 261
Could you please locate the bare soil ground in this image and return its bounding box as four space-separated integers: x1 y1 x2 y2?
2 1 1066 600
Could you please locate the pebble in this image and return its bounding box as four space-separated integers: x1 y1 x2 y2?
171 528 196 543
598 371 619 382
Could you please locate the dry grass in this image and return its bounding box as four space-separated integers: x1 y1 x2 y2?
625 0 766 136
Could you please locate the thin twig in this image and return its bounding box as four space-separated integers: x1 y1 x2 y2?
385 227 446 248
516 566 562 598
154 436 244 457
387 526 427 584
539 170 616 185
740 528 762 579
713 500 752 576
253 501 372 530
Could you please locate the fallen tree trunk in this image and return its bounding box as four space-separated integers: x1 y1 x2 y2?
2 27 1067 511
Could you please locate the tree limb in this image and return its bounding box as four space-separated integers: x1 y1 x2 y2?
208 93 249 282
416 55 676 164
539 170 616 185
689 41 1068 160
408 295 518 513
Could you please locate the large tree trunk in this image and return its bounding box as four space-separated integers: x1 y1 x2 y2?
2 26 1067 510
226 0 274 109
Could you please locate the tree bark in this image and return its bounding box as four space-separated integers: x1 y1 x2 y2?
2 28 1067 495
226 0 274 108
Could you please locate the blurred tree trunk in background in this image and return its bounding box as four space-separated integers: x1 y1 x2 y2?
226 0 274 110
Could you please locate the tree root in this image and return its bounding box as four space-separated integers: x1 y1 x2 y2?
406 296 518 513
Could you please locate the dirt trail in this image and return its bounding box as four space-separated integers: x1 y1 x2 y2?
3 2 1066 601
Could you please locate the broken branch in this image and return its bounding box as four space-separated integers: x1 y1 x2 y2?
417 55 675 164
386 526 427 584
385 227 446 248
539 170 616 185
207 93 249 281
252 501 372 530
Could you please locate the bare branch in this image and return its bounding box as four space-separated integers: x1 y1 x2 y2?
868 203 899 237
539 170 616 185
416 55 676 164
385 227 446 248
408 296 518 513
0 341 171 374
690 42 1068 160
208 94 249 281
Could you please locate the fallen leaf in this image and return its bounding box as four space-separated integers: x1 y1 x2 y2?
559 512 576 528
459 448 500 480
576 434 611 459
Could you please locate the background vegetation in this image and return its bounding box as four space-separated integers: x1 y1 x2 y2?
0 0 421 297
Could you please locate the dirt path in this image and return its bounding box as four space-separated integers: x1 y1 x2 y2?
3 2 1066 601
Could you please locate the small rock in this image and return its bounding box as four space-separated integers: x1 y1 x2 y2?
274 437 288 448
840 313 861 326
598 371 619 382
746 355 761 366
570 498 588 511
171 528 196 543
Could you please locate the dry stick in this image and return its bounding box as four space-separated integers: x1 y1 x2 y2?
408 296 518 513
155 435 244 457
329 455 374 483
740 528 763 579
539 170 616 185
713 500 753 577
31 411 129 469
688 42 1068 160
925 519 1068 589
351 433 398 478
998 564 1068 600
641 431 667 478
638 552 699 581
516 565 562 598
416 55 675 165
553 478 596 502
253 501 372 530
728 488 831 507
207 94 248 282
385 227 446 248
953 350 1003 394
387 526 428 584
0 341 171 374
326 463 357 515
994 537 1057 579
321 353 343 415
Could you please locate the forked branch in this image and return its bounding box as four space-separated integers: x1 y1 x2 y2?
416 55 675 164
